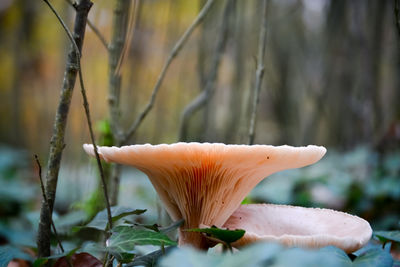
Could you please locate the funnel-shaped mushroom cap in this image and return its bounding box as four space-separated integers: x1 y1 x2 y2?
83 143 326 247
222 204 372 253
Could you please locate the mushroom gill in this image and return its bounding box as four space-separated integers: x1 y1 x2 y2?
222 204 372 253
83 143 326 249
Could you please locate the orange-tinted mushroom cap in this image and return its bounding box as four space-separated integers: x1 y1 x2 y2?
83 143 326 248
222 204 372 253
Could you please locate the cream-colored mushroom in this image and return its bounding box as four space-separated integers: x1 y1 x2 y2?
83 143 326 249
222 204 372 253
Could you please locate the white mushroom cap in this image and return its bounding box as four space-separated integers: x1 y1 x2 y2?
83 143 326 248
222 204 372 253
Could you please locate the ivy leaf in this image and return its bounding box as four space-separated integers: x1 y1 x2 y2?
53 210 88 235
128 222 160 232
374 230 400 243
33 247 79 267
126 219 184 234
80 206 146 231
185 226 245 244
159 219 184 234
106 226 177 260
159 243 282 267
0 245 33 267
353 247 393 267
125 246 176 267
319 246 352 265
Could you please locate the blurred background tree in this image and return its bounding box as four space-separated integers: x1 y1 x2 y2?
0 0 399 152
0 0 399 256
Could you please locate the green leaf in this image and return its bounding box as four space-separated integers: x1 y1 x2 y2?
33 247 80 267
0 245 33 267
106 226 177 260
159 242 282 267
0 223 36 247
159 219 184 234
109 225 177 248
32 258 48 267
185 226 245 244
374 230 400 243
53 210 88 235
241 196 252 204
353 247 393 267
128 222 160 232
83 206 146 231
127 219 184 234
125 246 175 267
319 246 352 265
274 246 352 267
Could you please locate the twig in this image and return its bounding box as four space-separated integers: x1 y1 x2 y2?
106 0 138 206
178 0 232 141
115 0 139 78
34 155 64 254
42 0 113 230
123 0 217 144
87 20 108 50
108 0 133 141
65 0 109 50
248 0 268 145
395 0 400 37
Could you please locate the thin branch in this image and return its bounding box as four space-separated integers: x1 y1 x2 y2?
42 0 113 230
34 155 64 254
78 62 114 231
87 19 109 50
105 0 136 206
115 0 139 78
65 0 109 50
178 0 232 141
108 0 133 141
123 0 217 144
248 0 268 145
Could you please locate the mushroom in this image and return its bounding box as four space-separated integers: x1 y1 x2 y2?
83 143 326 249
222 204 372 253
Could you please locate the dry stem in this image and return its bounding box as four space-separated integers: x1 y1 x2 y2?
248 0 268 145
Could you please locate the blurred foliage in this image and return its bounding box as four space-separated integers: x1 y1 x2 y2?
0 245 34 267
158 242 395 267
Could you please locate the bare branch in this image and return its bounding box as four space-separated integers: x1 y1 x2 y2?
178 0 233 141
115 0 140 78
248 0 268 145
34 155 64 254
87 19 109 50
105 0 137 206
66 0 109 50
123 0 217 144
108 0 133 141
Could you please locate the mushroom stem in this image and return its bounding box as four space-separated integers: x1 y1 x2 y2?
178 228 209 250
